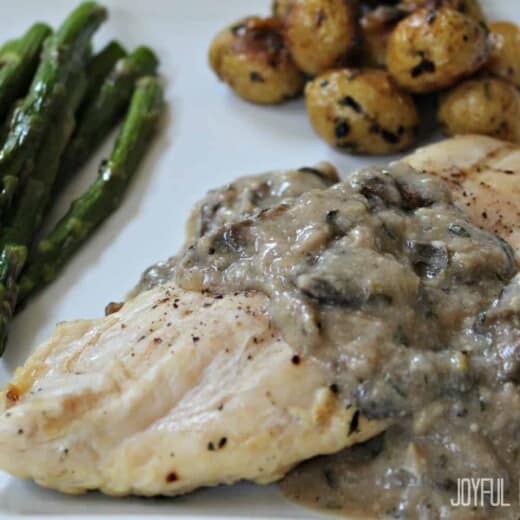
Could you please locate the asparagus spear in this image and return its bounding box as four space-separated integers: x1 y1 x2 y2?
0 2 107 215
0 23 52 122
0 71 87 354
82 40 127 109
56 46 159 187
3 73 87 245
18 77 164 306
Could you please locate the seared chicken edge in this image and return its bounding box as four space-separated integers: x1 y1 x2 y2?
0 285 384 495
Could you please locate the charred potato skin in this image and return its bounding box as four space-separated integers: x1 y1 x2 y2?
305 68 419 154
387 7 491 94
400 0 485 22
208 17 305 105
486 22 520 88
283 0 360 76
438 77 520 143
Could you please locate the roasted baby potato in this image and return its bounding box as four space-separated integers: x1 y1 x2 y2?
209 17 305 104
305 68 419 154
387 7 491 93
486 22 520 87
400 0 485 22
438 77 520 143
283 0 359 76
359 6 406 67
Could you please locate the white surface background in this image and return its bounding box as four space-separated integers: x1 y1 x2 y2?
0 1 518 518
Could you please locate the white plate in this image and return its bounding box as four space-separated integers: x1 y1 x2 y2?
0 1 518 518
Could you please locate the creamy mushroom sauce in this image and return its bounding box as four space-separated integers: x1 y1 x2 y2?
135 164 339 292
135 163 520 519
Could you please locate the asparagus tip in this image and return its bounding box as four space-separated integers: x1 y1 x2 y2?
132 45 160 69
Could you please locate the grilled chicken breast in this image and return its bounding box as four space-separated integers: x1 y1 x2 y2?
1 136 520 497
0 285 383 495
402 135 520 258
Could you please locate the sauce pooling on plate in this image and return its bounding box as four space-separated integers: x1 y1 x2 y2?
137 163 520 518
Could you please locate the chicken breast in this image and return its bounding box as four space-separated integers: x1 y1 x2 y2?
2 136 520 499
402 135 520 258
0 284 384 496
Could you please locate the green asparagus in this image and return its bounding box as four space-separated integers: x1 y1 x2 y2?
18 76 164 306
0 71 87 354
0 23 52 122
82 40 127 109
0 2 107 215
56 46 159 187
0 244 27 343
4 73 87 244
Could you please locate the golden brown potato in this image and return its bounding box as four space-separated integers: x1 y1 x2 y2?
400 0 485 22
305 68 419 154
272 0 291 19
387 7 491 93
486 22 520 87
438 77 520 143
283 0 359 76
208 17 305 105
359 6 406 67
